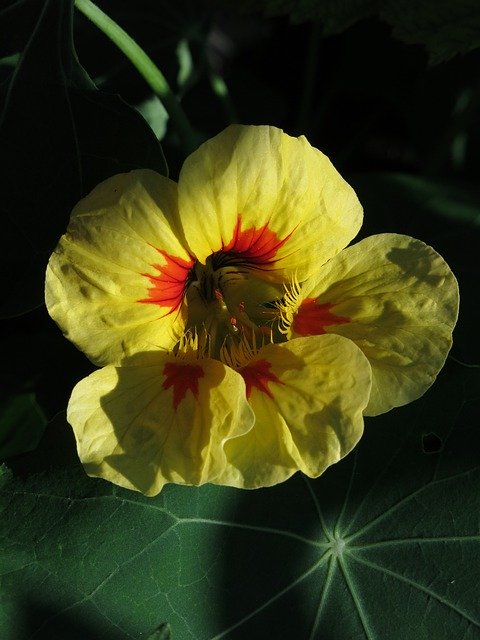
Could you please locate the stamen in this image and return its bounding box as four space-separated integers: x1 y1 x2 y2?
220 330 262 369
273 274 303 335
173 328 210 360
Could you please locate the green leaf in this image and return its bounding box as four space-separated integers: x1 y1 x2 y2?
1 360 479 639
0 393 46 460
0 0 167 318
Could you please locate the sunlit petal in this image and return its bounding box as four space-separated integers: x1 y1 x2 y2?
46 170 193 366
291 234 459 415
67 352 255 496
216 335 371 488
178 125 363 281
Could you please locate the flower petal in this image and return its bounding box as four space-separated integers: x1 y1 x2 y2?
215 335 371 488
292 234 459 415
67 352 255 496
178 125 362 281
46 170 193 366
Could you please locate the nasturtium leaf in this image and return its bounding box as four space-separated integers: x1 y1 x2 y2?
0 393 46 460
1 360 479 639
0 0 167 318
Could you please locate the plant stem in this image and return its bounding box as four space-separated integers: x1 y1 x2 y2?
74 0 198 154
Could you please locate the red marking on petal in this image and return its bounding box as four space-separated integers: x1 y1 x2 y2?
216 215 293 269
139 250 194 314
293 299 350 336
162 361 204 411
240 358 283 400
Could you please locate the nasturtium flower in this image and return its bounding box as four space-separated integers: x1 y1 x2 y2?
45 125 458 496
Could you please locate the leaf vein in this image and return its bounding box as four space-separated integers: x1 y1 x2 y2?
349 553 480 628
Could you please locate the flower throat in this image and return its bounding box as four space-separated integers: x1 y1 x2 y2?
183 254 282 363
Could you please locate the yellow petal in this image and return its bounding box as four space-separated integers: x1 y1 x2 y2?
46 170 193 366
215 335 371 488
67 352 255 496
292 234 459 415
178 125 362 282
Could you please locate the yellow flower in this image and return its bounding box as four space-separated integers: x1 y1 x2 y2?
45 125 458 496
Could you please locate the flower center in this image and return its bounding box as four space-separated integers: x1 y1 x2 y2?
184 255 277 360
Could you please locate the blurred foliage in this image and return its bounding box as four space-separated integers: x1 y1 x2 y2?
225 0 480 64
0 0 167 318
1 0 480 637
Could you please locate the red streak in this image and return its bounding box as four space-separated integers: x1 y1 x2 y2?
240 359 283 400
139 250 194 313
162 361 204 411
218 215 292 267
293 299 350 336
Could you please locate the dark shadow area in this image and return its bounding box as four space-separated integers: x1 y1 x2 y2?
7 412 81 478
16 599 117 640
217 475 329 640
422 431 443 454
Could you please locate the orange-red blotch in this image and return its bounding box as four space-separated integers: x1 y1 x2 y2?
162 361 204 411
293 299 350 336
240 358 283 399
219 215 293 268
139 250 194 314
